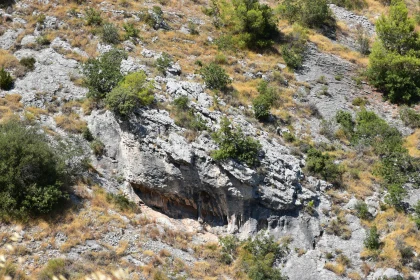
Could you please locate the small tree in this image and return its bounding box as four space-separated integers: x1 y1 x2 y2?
83 49 127 100
279 0 333 28
211 117 261 167
367 0 420 103
364 225 380 250
200 63 231 91
0 120 68 220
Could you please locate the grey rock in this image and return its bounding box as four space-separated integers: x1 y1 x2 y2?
370 268 403 279
120 56 148 75
0 28 23 50
21 35 37 46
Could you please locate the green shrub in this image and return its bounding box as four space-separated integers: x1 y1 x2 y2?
38 259 69 280
82 49 127 100
279 0 334 28
211 117 261 167
106 71 154 116
399 106 420 128
252 81 279 121
355 201 370 219
123 22 140 40
143 6 165 29
156 52 173 74
306 148 343 186
224 0 279 49
101 23 120 44
19 57 36 70
36 35 51 46
364 226 380 250
82 126 94 141
200 63 231 91
173 96 189 110
106 193 138 212
0 68 13 90
90 140 105 156
281 24 308 69
0 120 68 220
219 235 240 265
352 97 367 107
239 233 287 280
188 21 199 35
253 95 272 121
85 8 102 26
367 0 420 104
335 110 354 138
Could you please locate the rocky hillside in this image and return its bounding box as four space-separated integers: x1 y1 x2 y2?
1 0 420 279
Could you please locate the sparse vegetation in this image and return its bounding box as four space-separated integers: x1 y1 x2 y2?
364 225 380 250
211 117 261 167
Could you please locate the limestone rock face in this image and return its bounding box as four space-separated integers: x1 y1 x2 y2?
87 102 322 235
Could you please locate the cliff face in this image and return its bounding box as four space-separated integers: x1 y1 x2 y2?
87 89 321 237
2 0 420 279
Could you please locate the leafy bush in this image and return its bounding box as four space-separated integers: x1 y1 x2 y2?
306 148 343 186
252 80 279 121
156 52 173 74
364 226 380 250
82 126 94 141
101 23 120 44
218 233 287 279
367 0 420 104
211 117 261 167
281 24 308 69
36 35 51 46
239 233 287 280
85 8 102 26
355 201 370 219
19 57 36 70
0 120 68 220
335 110 354 138
0 68 13 90
106 193 138 212
222 0 279 49
82 49 127 100
106 71 154 116
279 0 334 28
200 63 231 91
123 22 140 40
